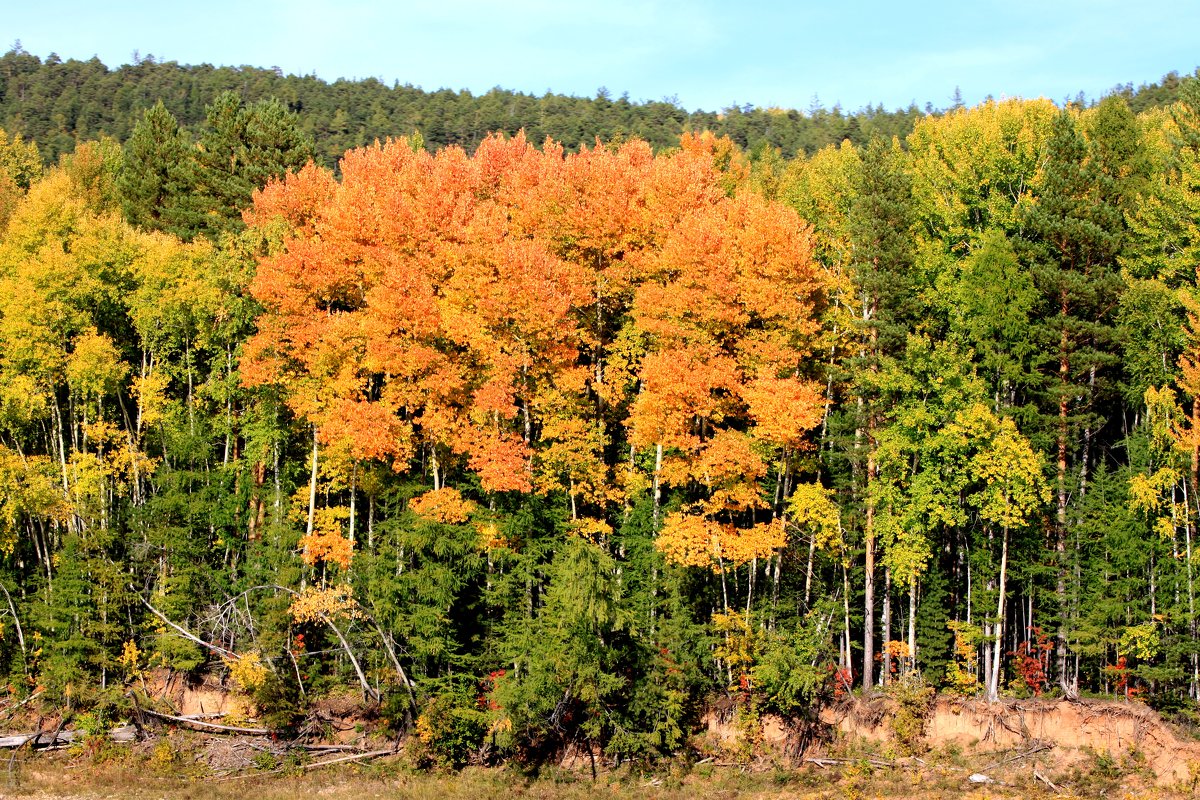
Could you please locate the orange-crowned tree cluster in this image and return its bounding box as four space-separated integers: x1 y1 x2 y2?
242 132 829 589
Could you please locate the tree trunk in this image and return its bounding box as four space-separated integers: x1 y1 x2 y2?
988 526 1009 702
882 566 891 685
908 576 917 675
863 448 877 692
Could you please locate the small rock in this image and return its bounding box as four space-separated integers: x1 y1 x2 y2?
968 773 994 784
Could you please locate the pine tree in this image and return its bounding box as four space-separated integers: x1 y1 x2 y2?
845 137 918 691
1024 107 1132 695
192 92 313 240
117 101 197 238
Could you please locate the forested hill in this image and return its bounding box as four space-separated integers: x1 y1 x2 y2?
11 42 1200 770
0 47 937 165
0 46 920 165
5 46 1189 168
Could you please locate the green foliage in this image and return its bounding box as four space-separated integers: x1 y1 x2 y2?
885 675 934 755
752 605 837 716
411 689 489 770
0 48 930 168
118 101 196 237
252 663 305 735
491 537 633 761
191 92 313 240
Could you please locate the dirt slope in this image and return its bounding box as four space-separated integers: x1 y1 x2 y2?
822 695 1200 786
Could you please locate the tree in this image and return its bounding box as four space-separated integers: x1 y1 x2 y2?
1024 104 1138 695
845 137 919 691
192 92 314 240
950 406 1048 701
0 127 40 231
118 100 197 238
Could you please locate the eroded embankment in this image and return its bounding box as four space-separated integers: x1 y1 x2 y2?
817 695 1200 785
9 670 1200 790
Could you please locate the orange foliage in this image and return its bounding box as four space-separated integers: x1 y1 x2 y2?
242 130 829 531
298 529 354 571
742 376 825 447
246 161 338 236
656 512 718 569
657 513 785 570
718 520 787 566
409 487 477 524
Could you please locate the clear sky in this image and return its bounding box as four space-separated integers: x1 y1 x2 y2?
6 0 1197 113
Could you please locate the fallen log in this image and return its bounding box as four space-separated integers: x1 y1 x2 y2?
0 733 37 748
1034 767 1060 792
0 691 42 723
0 725 137 748
141 709 269 736
216 748 396 780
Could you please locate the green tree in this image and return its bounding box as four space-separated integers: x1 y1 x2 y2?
1024 109 1126 694
846 137 919 691
118 100 197 238
192 92 313 240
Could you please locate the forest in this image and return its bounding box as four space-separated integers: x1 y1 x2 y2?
1 46 1200 769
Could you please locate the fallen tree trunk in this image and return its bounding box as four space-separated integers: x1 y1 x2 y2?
141 709 269 736
0 725 137 748
217 748 396 780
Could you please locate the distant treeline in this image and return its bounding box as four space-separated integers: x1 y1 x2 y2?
4 44 1192 167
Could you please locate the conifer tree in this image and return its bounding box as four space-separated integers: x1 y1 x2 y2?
118 101 197 238
845 137 918 691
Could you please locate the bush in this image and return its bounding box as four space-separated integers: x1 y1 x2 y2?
409 690 488 770
252 666 304 735
886 674 934 755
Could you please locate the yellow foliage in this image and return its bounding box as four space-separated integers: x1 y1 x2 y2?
409 487 477 523
66 329 128 398
712 611 755 686
1129 469 1181 516
224 650 269 694
117 639 143 679
288 584 361 624
787 482 842 552
476 522 511 551
0 448 66 555
567 516 613 542
944 621 981 694
1154 516 1177 540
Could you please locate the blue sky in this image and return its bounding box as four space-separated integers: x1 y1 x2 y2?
6 0 1197 112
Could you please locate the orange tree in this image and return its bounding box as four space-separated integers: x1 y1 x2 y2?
241 131 831 758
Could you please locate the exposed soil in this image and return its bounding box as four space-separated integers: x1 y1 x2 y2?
821 695 1200 786
7 673 1200 797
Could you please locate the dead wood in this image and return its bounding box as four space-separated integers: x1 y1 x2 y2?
215 747 396 779
979 739 1054 772
141 709 269 736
